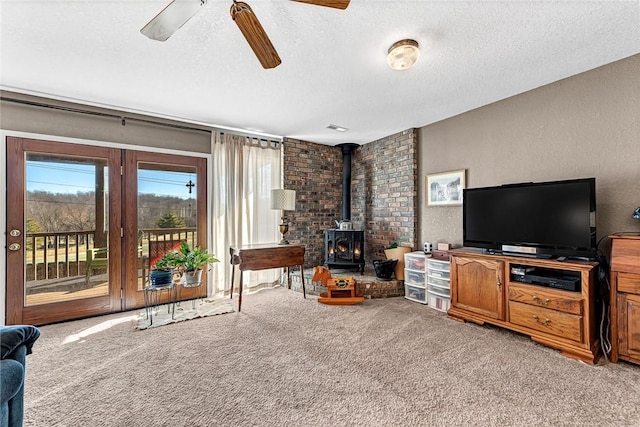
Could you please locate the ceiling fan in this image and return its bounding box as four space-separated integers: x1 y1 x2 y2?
140 0 350 69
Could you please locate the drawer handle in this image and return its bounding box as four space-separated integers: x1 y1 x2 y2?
531 296 551 305
532 315 551 326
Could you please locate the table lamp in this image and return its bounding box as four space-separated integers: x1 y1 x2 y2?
633 207 640 219
271 189 296 244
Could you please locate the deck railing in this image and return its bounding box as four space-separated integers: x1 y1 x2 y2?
26 228 197 282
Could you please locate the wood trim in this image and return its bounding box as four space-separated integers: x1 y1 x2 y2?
610 271 620 362
6 137 26 325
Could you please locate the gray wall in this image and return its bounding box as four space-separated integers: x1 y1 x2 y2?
418 54 640 253
1 91 211 153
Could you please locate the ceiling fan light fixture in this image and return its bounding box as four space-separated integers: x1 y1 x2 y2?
230 1 281 69
387 39 420 71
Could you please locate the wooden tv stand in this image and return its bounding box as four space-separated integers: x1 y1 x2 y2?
448 249 600 364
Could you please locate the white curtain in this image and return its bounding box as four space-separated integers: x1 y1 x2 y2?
209 132 282 296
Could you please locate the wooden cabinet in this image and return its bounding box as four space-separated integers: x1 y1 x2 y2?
448 250 599 364
609 234 640 365
450 256 505 320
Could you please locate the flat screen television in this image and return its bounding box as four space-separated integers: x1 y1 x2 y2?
463 178 596 260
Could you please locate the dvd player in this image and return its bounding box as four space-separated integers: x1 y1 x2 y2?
512 273 581 292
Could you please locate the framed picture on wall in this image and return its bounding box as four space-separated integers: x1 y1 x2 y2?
426 169 466 206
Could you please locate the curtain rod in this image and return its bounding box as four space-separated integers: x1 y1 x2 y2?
1 96 283 143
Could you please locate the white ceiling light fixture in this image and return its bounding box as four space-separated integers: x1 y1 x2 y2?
327 124 348 132
387 39 420 71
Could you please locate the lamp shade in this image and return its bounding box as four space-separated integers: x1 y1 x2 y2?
271 189 296 211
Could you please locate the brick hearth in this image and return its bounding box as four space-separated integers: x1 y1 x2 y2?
288 268 404 299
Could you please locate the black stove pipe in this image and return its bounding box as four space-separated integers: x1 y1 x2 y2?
336 143 359 222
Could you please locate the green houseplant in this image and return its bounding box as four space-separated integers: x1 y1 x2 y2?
175 242 219 286
150 251 181 287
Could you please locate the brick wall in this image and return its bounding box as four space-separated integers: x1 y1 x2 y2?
353 129 418 260
283 129 418 268
282 138 342 267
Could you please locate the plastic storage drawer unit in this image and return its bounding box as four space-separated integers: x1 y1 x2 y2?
428 284 451 297
427 276 449 288
405 283 427 304
405 269 425 285
428 293 451 312
426 257 451 312
428 259 450 276
405 254 427 271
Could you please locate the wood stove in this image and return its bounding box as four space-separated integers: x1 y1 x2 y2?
324 229 365 274
323 143 365 274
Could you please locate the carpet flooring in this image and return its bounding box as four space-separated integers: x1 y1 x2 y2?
135 298 234 330
23 287 640 426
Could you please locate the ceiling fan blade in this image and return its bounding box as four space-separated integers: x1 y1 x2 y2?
290 0 350 9
141 0 207 41
230 2 282 69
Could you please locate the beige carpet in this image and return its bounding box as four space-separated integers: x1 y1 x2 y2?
135 298 234 330
24 287 640 426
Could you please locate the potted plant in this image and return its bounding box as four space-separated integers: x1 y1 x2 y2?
150 251 181 287
384 242 413 280
175 242 219 286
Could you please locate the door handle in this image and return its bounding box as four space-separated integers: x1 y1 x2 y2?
9 243 21 251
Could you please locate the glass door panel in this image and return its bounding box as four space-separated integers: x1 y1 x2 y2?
137 162 198 290
122 151 206 310
6 137 121 325
24 154 110 305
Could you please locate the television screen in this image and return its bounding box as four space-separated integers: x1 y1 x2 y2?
463 178 596 259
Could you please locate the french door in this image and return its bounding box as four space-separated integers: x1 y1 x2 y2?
122 150 207 309
5 137 206 325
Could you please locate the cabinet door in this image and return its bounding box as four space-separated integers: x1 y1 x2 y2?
618 293 640 360
451 256 505 320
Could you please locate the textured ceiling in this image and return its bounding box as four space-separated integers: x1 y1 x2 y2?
1 1 639 145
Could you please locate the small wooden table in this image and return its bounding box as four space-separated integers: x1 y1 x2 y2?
230 243 306 312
